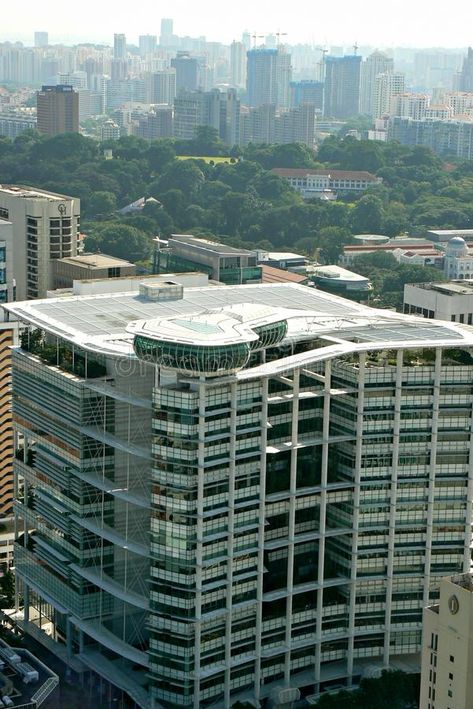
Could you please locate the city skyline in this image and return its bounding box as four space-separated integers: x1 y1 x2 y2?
1 0 473 49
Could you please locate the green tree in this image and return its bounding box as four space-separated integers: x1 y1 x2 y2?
350 195 385 234
0 570 15 606
85 191 117 217
84 223 152 262
158 160 205 197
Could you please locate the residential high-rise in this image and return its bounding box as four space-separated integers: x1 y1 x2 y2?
173 89 239 143
323 55 361 118
8 280 473 707
34 32 48 48
390 92 429 120
36 84 79 136
290 80 324 112
359 50 394 116
0 185 80 300
374 72 405 118
246 47 292 109
420 574 473 709
230 41 247 89
113 33 127 60
274 104 316 147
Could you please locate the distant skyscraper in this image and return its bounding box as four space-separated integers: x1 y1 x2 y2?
230 41 247 89
359 50 394 116
160 18 174 46
34 31 48 48
323 55 361 118
374 72 405 118
459 47 473 91
246 48 292 109
139 35 157 56
148 69 176 105
290 80 324 112
171 52 200 93
113 33 126 60
36 84 79 136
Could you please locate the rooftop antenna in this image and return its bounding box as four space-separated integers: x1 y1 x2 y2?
353 41 359 55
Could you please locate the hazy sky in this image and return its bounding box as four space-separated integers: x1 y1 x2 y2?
1 0 471 49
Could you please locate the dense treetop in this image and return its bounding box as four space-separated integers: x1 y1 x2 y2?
0 128 471 277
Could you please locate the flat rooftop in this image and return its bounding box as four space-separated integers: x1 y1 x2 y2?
408 281 473 296
5 283 473 360
56 253 135 269
170 234 256 256
0 185 74 201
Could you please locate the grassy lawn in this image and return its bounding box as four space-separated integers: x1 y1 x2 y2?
176 155 237 164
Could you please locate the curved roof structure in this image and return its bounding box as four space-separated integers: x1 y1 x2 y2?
5 283 473 371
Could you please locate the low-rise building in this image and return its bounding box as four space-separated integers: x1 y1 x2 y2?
272 168 380 199
51 253 136 290
153 234 262 285
420 574 473 709
404 280 473 323
257 251 308 271
310 265 372 302
341 237 439 266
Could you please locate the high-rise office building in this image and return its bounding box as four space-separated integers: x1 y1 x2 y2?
323 55 361 118
171 52 200 93
160 18 174 46
8 280 473 707
0 185 80 300
34 32 48 48
374 72 405 118
113 33 126 60
246 47 292 109
230 41 247 89
36 84 79 136
359 50 394 116
138 35 157 57
458 47 473 91
147 69 176 106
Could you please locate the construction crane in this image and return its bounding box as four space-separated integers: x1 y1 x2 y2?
251 32 265 48
275 31 288 46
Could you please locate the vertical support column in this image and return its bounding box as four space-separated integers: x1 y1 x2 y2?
284 370 300 684
464 357 473 572
224 381 238 706
423 348 441 610
24 583 30 623
346 351 365 682
66 617 73 658
383 349 403 666
254 377 268 700
193 378 206 709
315 358 331 688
